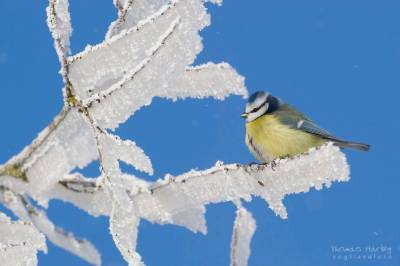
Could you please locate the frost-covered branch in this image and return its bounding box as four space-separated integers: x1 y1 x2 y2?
129 144 349 230
3 144 347 232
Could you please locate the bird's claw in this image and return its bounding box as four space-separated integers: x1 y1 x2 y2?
263 160 277 171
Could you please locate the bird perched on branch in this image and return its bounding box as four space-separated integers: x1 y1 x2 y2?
241 91 370 163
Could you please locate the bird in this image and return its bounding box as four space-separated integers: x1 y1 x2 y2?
241 91 370 163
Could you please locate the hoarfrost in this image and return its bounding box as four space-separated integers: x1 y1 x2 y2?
46 0 72 58
0 0 352 265
0 213 46 266
110 202 144 266
30 209 101 265
230 204 256 266
0 187 101 265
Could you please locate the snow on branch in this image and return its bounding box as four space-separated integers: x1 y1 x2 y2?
0 0 352 265
2 144 348 230
127 144 349 231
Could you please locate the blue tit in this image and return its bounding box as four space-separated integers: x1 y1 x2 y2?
241 91 370 163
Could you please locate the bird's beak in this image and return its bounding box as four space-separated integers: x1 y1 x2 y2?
241 112 248 118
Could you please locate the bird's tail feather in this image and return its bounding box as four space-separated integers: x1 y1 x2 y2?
334 140 370 151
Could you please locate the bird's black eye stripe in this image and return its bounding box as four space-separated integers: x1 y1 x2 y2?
251 101 267 113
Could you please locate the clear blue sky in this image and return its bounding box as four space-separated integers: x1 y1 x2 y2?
1 1 399 265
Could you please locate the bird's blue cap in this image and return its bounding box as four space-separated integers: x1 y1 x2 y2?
248 91 267 104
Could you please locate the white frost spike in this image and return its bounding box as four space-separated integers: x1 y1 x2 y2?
230 205 256 266
0 213 46 266
30 209 101 266
110 202 144 266
99 132 153 175
46 0 72 59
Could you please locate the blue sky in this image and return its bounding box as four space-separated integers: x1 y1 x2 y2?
1 1 399 265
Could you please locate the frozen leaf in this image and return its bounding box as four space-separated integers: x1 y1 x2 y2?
67 0 245 129
110 202 144 266
0 174 110 217
107 0 171 39
230 204 256 266
0 213 46 266
30 209 101 266
2 109 97 203
46 0 72 60
68 1 182 101
0 188 101 265
98 132 153 175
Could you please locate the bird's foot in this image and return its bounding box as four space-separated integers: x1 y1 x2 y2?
261 160 278 171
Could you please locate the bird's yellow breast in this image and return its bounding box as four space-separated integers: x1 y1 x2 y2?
245 114 325 162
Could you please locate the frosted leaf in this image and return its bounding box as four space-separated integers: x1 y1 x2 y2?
88 61 246 129
2 109 97 201
0 187 101 265
110 202 144 266
0 186 31 221
230 205 256 266
0 174 110 217
46 0 72 59
30 209 101 266
98 130 152 215
109 0 225 39
167 63 246 100
0 213 46 266
98 132 153 175
68 1 182 100
67 0 246 129
107 0 170 39
167 206 207 233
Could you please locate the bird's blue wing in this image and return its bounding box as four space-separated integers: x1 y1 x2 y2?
274 104 370 151
298 119 336 139
274 104 338 140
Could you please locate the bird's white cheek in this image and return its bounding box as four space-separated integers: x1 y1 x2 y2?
245 105 268 122
245 113 258 122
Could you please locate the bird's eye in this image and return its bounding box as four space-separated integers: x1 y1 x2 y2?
251 101 267 113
